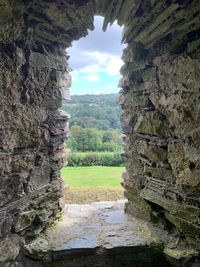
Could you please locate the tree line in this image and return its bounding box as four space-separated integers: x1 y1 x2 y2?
62 94 124 166
62 94 121 130
67 126 123 152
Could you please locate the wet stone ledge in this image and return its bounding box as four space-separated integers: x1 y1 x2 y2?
17 200 187 267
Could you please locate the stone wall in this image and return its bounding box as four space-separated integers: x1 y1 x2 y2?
118 0 200 251
0 1 72 265
0 0 200 266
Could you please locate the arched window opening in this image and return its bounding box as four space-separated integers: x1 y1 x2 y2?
61 16 126 204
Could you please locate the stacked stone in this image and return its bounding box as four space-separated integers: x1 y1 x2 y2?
118 42 158 222
117 0 200 254
0 1 73 265
0 0 200 265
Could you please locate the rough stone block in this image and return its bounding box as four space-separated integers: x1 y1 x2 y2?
0 234 20 264
14 211 36 233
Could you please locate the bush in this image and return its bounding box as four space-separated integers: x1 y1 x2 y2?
84 153 101 166
66 152 124 167
67 153 84 167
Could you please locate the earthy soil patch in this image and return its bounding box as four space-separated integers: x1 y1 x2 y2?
65 187 124 204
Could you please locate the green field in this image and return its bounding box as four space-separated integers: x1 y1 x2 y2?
70 151 122 156
61 166 125 188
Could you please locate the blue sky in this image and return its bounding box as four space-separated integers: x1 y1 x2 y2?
67 16 125 95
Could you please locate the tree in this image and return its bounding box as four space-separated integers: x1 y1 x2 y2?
67 126 123 152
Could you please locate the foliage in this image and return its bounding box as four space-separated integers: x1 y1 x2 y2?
63 94 124 164
67 125 123 152
62 94 121 130
67 152 124 167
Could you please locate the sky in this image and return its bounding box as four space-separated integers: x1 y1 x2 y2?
67 16 126 95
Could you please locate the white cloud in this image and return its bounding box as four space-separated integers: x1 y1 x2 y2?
67 16 126 65
70 69 79 82
85 74 100 82
106 55 123 76
66 16 126 94
108 84 117 90
78 51 123 77
80 63 102 74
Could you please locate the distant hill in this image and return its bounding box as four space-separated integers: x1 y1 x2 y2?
62 94 121 130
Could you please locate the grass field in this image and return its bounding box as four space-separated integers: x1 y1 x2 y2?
61 166 124 187
61 166 125 203
70 151 121 157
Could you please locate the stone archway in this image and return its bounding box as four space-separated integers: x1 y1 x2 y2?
0 0 200 266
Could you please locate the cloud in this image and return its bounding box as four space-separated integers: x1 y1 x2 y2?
108 84 117 90
67 16 126 72
71 69 79 82
66 16 126 95
84 74 100 82
106 55 123 76
69 16 125 56
76 51 123 76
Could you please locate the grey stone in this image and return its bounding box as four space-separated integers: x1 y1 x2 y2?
0 235 20 264
54 236 98 251
0 0 200 266
14 211 36 233
24 201 169 264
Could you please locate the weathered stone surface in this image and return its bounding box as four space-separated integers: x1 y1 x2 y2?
0 234 21 265
0 3 70 262
0 0 200 266
0 0 24 44
22 201 171 267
